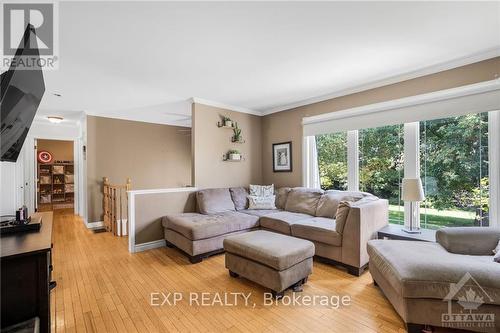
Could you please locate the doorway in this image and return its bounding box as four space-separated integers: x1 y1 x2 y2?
36 139 75 212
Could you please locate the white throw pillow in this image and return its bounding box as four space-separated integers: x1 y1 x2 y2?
494 240 500 263
249 184 274 197
248 195 276 210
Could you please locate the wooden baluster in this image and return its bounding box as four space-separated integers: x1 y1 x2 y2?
119 187 122 236
103 177 109 231
102 177 131 236
108 186 112 233
113 187 117 236
125 178 131 237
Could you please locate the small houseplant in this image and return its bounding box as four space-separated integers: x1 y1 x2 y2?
227 149 241 161
232 124 242 142
223 116 233 127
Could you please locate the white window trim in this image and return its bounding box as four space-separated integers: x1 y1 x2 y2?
403 122 421 229
489 111 500 228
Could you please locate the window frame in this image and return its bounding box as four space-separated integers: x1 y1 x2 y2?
305 110 499 229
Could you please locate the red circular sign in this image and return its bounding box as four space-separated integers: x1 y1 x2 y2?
38 151 53 163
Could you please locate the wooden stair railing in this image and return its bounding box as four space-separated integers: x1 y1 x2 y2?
103 177 131 236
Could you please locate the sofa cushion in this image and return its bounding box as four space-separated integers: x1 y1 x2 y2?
436 227 500 256
229 187 248 210
367 239 500 305
260 211 312 235
494 240 500 262
223 230 315 271
285 188 323 216
162 212 259 240
335 201 352 234
275 187 291 209
291 217 341 246
239 209 280 217
197 188 236 215
315 190 368 218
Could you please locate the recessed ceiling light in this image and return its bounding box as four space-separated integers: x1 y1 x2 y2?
47 116 63 124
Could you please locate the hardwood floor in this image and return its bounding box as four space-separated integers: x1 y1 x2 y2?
51 210 410 333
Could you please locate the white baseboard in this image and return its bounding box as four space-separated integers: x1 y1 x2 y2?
134 239 166 253
86 220 104 229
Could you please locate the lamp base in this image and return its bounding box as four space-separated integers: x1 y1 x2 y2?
402 227 421 234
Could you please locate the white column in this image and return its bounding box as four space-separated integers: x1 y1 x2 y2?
404 122 421 228
489 111 500 228
347 130 359 191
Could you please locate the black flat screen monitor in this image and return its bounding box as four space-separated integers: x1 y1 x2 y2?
1 24 45 162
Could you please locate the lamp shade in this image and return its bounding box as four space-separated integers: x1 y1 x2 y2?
402 178 425 202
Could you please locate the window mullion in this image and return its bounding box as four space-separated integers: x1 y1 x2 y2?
403 122 421 229
489 111 500 228
347 130 359 191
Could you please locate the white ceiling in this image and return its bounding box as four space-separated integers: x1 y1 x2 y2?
37 1 500 126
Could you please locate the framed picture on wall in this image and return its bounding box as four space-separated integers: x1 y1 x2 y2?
273 141 292 172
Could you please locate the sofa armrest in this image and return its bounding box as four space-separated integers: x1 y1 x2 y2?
436 227 500 255
341 199 389 268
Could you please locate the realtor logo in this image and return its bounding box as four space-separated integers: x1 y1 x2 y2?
442 272 495 329
1 1 59 70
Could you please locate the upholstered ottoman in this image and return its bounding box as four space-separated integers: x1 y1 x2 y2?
223 230 314 297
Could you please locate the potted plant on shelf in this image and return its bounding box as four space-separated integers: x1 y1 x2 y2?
232 124 242 142
223 116 233 128
227 149 241 161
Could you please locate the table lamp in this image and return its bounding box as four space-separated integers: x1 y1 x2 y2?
402 178 425 234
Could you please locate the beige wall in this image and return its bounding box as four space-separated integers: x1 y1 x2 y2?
87 116 192 222
262 57 500 187
134 191 196 244
37 139 73 162
192 103 262 188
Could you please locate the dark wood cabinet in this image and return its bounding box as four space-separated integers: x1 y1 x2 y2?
1 212 53 333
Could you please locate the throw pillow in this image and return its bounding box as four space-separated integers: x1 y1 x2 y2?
229 187 248 210
248 195 276 210
494 240 500 263
284 188 323 216
196 188 236 215
249 184 274 197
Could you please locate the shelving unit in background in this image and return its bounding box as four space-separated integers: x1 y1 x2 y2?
37 162 74 210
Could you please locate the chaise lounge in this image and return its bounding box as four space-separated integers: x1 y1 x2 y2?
367 227 500 332
162 186 388 275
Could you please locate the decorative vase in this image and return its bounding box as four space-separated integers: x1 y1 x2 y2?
229 153 241 161
225 120 233 127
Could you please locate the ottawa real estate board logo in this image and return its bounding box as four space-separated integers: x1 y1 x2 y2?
1 1 59 70
442 272 495 330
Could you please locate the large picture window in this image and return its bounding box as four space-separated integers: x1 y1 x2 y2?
314 111 496 229
359 124 404 225
316 132 348 190
420 113 489 229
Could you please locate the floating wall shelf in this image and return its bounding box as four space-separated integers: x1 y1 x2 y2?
217 122 235 129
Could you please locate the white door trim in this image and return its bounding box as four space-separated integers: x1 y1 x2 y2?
24 119 85 222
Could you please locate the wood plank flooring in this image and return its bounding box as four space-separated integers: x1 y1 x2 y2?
50 209 410 333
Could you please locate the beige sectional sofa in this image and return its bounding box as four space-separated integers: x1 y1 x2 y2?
162 186 388 275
